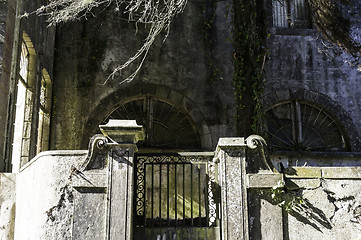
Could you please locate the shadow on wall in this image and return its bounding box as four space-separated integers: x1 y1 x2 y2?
249 176 335 240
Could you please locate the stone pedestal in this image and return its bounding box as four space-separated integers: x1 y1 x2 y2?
216 138 249 240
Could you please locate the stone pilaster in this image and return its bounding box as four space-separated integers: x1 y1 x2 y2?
216 137 249 240
74 120 145 240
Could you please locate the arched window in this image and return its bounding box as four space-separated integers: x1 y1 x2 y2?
12 33 36 172
103 97 201 150
264 100 349 152
36 69 52 154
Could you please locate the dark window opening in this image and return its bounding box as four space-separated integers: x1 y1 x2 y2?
102 97 201 150
264 100 349 152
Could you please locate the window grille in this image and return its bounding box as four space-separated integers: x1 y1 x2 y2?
12 41 30 171
37 69 52 154
103 97 200 149
264 100 349 151
19 41 29 84
272 0 311 28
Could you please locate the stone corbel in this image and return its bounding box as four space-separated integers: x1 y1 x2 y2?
246 135 278 173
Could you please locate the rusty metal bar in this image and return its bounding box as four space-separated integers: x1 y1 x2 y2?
198 164 201 227
151 164 154 227
159 163 162 227
167 163 170 227
175 164 178 227
191 164 194 227
144 164 147 227
183 164 185 226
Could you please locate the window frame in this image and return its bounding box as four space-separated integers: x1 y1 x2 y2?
264 100 350 152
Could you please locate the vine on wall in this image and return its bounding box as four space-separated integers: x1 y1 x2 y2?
202 0 223 83
232 0 268 136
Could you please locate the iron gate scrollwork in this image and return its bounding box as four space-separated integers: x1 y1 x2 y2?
134 153 219 228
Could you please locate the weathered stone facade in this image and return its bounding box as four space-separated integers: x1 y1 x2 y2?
0 0 361 239
50 0 236 151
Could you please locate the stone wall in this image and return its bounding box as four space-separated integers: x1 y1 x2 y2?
248 167 361 240
49 3 361 152
50 0 236 151
265 29 361 151
0 0 56 171
0 0 15 171
14 150 86 239
0 173 16 240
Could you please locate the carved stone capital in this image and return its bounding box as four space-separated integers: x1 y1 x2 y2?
99 119 145 144
80 120 145 171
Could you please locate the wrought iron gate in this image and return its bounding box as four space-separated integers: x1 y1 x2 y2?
133 152 220 239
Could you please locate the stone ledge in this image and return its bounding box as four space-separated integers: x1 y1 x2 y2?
217 137 245 147
285 167 321 179
284 167 361 179
285 179 321 190
247 173 283 188
20 150 88 172
321 167 361 179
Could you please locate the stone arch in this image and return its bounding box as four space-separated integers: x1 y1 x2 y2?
21 32 37 88
263 89 361 151
83 84 212 150
11 32 38 171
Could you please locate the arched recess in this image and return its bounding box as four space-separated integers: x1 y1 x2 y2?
103 97 200 149
11 32 37 171
263 89 361 152
36 68 52 154
82 84 212 150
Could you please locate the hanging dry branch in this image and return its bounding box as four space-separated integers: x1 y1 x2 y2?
22 0 188 83
309 0 361 57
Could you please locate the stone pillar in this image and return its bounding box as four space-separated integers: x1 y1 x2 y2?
216 138 249 240
99 120 144 240
73 120 144 240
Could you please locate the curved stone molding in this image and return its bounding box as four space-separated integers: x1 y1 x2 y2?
80 134 109 171
245 135 266 149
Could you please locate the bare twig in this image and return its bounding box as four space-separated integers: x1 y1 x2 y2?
22 0 188 83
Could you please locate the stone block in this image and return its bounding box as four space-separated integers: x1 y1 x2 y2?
168 89 183 105
22 121 31 138
275 90 291 102
285 178 321 190
200 133 212 150
322 167 361 179
247 173 283 188
259 198 283 240
0 200 15 240
72 189 107 239
188 109 203 125
24 105 33 122
284 167 321 179
21 138 30 157
217 137 245 148
155 85 170 99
